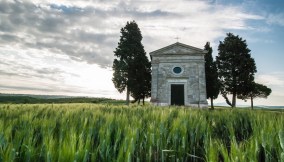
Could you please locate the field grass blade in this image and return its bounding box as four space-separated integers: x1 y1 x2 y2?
279 130 284 151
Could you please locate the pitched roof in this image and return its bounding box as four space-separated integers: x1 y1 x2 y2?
150 42 207 56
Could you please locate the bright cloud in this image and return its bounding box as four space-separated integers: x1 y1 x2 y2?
256 73 284 87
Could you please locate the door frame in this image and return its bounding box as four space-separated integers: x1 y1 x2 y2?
170 84 185 105
168 79 188 106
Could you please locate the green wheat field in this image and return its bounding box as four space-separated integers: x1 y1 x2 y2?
0 104 284 162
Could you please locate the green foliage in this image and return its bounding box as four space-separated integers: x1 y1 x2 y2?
253 83 272 98
112 59 127 93
112 21 151 105
0 104 283 161
204 42 220 109
128 32 151 104
216 33 257 107
238 82 272 109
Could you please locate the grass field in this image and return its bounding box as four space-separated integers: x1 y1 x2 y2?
0 104 283 161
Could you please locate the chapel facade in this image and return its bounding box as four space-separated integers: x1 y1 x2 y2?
150 42 208 108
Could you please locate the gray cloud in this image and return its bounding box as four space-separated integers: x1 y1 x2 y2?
0 84 82 94
0 0 267 68
0 82 113 95
0 1 111 66
113 1 176 18
0 70 18 76
0 60 77 82
0 0 177 68
0 85 54 92
0 34 20 43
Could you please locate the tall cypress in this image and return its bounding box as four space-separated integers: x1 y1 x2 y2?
112 21 151 105
204 42 220 109
216 33 257 107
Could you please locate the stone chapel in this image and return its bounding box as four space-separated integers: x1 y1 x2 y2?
150 42 208 108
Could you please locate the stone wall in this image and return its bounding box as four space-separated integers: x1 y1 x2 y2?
150 42 208 108
151 55 207 107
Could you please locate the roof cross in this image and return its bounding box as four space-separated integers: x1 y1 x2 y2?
174 36 180 42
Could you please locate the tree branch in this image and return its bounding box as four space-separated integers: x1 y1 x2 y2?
221 91 233 107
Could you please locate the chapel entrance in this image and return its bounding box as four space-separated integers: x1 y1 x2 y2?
170 84 184 105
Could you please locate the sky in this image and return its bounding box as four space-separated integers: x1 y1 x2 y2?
0 0 283 106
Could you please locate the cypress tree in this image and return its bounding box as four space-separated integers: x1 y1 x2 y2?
204 42 220 109
216 33 257 107
112 21 151 105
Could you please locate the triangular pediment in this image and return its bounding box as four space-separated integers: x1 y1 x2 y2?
150 42 206 56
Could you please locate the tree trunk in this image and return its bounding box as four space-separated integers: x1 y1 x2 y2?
143 97 145 105
221 91 233 107
126 88 130 105
138 99 140 105
210 98 214 110
251 96 254 110
232 92 236 108
232 73 236 108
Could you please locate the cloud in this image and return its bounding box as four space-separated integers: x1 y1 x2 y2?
0 54 77 82
256 73 284 86
0 0 116 67
0 64 122 98
0 0 264 67
255 72 284 105
266 13 284 26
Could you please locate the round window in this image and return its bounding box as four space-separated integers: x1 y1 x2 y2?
173 67 182 74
